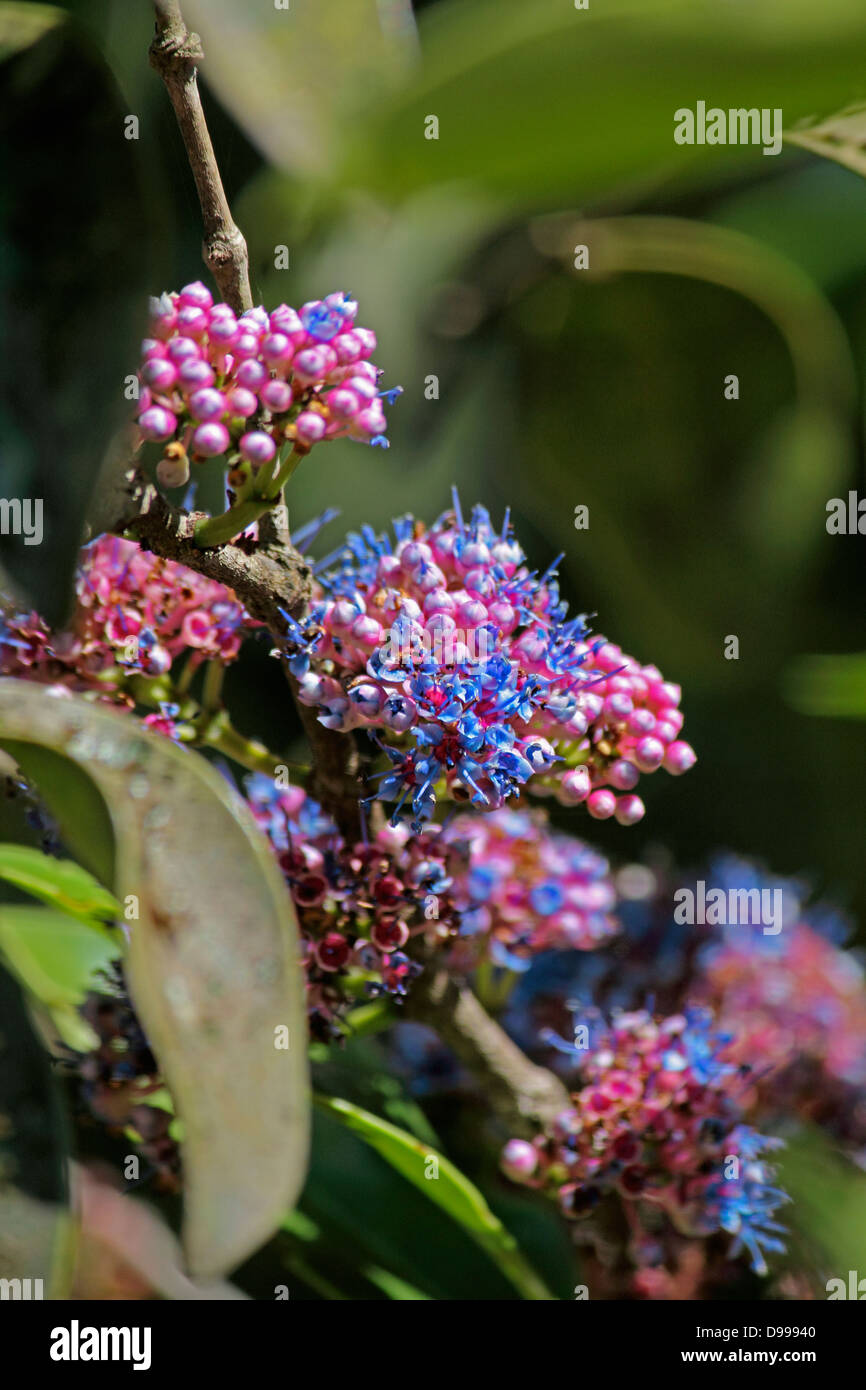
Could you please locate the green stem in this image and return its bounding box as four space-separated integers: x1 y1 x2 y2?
203 719 308 778
174 653 197 697
192 447 303 546
193 496 274 548
262 447 303 501
200 659 225 717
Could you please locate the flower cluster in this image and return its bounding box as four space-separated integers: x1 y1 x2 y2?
442 808 619 969
137 284 396 490
245 776 458 1040
75 967 180 1193
295 495 695 827
0 535 248 704
501 1006 789 1277
697 860 866 1094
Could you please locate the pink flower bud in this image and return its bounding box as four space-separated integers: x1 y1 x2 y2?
560 766 591 805
138 406 176 442
189 388 227 422
294 411 327 446
634 736 665 772
239 431 277 465
587 789 617 820
614 794 645 826
663 741 696 775
192 422 230 457
261 379 293 413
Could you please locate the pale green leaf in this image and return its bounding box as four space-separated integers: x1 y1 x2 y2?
0 905 119 1050
0 843 121 923
0 680 310 1279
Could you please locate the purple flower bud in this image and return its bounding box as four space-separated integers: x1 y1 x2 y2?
233 331 261 360
325 388 360 418
501 1139 538 1182
166 336 201 364
189 388 227 422
381 694 417 733
353 327 377 356
239 430 277 465
348 682 384 718
604 692 634 721
269 304 304 338
345 374 378 401
300 299 346 341
138 406 177 442
192 422 230 457
663 740 697 775
634 736 665 772
241 306 269 330
355 406 387 437
207 315 239 348
225 387 258 418
614 794 645 826
262 332 294 367
292 346 333 383
324 291 358 322
294 411 327 446
178 281 213 310
587 789 617 820
608 758 639 791
560 767 591 805
177 305 208 337
261 379 293 413
627 708 656 736
148 292 177 337
178 358 215 391
332 331 363 364
140 358 178 392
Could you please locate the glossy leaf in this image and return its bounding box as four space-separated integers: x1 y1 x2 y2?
315 1094 554 1300
183 0 417 177
0 904 119 1051
0 842 121 922
198 0 866 210
786 105 866 180
0 680 310 1279
0 1 62 59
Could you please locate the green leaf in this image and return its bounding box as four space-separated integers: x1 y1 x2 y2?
0 959 71 1296
0 680 310 1279
363 1265 431 1301
315 1094 555 1300
0 2 62 59
334 0 866 210
183 0 417 178
0 742 116 885
786 104 866 180
0 843 121 922
0 904 119 1051
777 1126 866 1286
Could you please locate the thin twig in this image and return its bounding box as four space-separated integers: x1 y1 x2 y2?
134 4 572 1144
115 467 311 627
149 0 252 313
